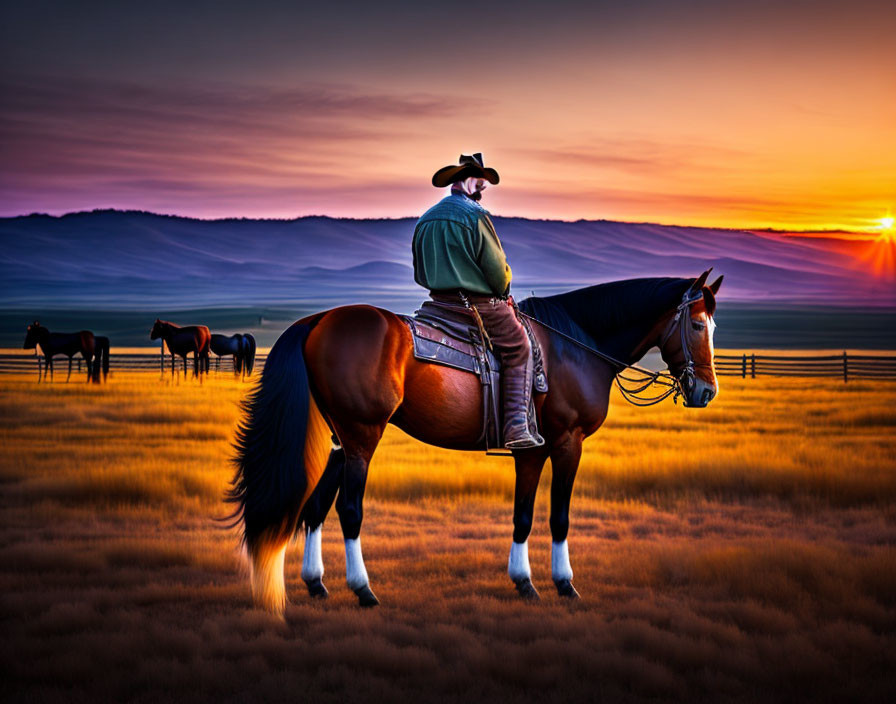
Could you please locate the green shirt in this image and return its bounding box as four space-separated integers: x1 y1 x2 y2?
412 193 512 297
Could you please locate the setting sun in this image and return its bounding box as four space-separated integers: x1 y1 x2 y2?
861 218 896 277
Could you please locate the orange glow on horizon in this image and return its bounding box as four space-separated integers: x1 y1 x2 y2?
858 224 896 279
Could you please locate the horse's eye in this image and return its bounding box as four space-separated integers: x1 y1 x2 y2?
691 321 705 331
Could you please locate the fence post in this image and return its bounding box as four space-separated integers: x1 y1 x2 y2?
751 353 756 379
843 351 848 383
77 358 81 372
742 354 747 378
160 340 164 376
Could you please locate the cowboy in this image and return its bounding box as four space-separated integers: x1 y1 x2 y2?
412 153 544 449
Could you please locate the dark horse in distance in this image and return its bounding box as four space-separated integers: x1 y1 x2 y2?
23 321 109 383
150 320 211 378
229 272 723 613
210 333 257 378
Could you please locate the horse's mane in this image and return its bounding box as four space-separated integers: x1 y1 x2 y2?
519 277 693 347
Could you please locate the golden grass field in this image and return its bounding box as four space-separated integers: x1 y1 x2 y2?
1 368 895 703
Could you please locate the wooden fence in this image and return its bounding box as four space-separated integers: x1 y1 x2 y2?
715 353 896 381
3 351 895 382
0 352 269 375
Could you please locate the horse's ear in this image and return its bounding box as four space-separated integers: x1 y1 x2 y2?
709 275 723 295
689 268 712 294
702 286 717 316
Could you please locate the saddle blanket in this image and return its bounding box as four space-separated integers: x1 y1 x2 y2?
402 314 499 377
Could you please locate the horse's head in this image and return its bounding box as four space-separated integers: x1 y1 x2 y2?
23 320 44 349
150 319 163 340
657 270 723 408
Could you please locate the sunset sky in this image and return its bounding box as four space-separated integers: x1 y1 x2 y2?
1 0 894 231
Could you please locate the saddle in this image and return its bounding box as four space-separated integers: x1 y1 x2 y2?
401 300 547 452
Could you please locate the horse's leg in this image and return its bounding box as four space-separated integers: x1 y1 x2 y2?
170 352 175 376
48 356 54 381
333 425 384 607
302 306 408 607
301 442 345 599
549 435 583 599
67 356 72 382
509 449 549 600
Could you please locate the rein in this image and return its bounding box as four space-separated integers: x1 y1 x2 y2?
516 289 705 407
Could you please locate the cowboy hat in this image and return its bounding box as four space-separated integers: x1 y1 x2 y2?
431 153 500 188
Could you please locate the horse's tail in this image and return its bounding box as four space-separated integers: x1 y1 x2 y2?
200 331 211 374
234 335 243 375
93 336 110 382
243 334 257 376
226 322 331 615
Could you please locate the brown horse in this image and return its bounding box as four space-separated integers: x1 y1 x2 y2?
23 321 109 383
228 271 723 613
150 320 211 378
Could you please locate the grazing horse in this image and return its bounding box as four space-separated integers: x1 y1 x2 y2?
210 333 257 378
150 319 211 378
228 271 723 613
23 321 109 383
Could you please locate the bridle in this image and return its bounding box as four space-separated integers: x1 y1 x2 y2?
656 288 713 404
517 287 710 407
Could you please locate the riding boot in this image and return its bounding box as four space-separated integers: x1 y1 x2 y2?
502 357 545 449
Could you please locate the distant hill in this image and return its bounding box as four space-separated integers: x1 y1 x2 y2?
1 209 890 308
2 210 893 348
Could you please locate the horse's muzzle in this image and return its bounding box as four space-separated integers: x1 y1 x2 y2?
684 377 716 408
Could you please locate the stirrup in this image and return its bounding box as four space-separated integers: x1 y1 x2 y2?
504 423 545 449
505 435 545 449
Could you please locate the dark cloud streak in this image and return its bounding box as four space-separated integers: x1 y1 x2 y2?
524 140 751 176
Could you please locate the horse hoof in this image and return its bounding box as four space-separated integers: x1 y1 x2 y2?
305 577 329 599
514 578 540 601
555 579 580 599
354 585 379 607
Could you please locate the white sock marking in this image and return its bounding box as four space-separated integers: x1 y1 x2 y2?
508 540 531 581
552 540 573 582
301 525 324 581
344 537 369 590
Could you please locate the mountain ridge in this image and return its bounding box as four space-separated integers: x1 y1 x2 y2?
1 209 891 312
